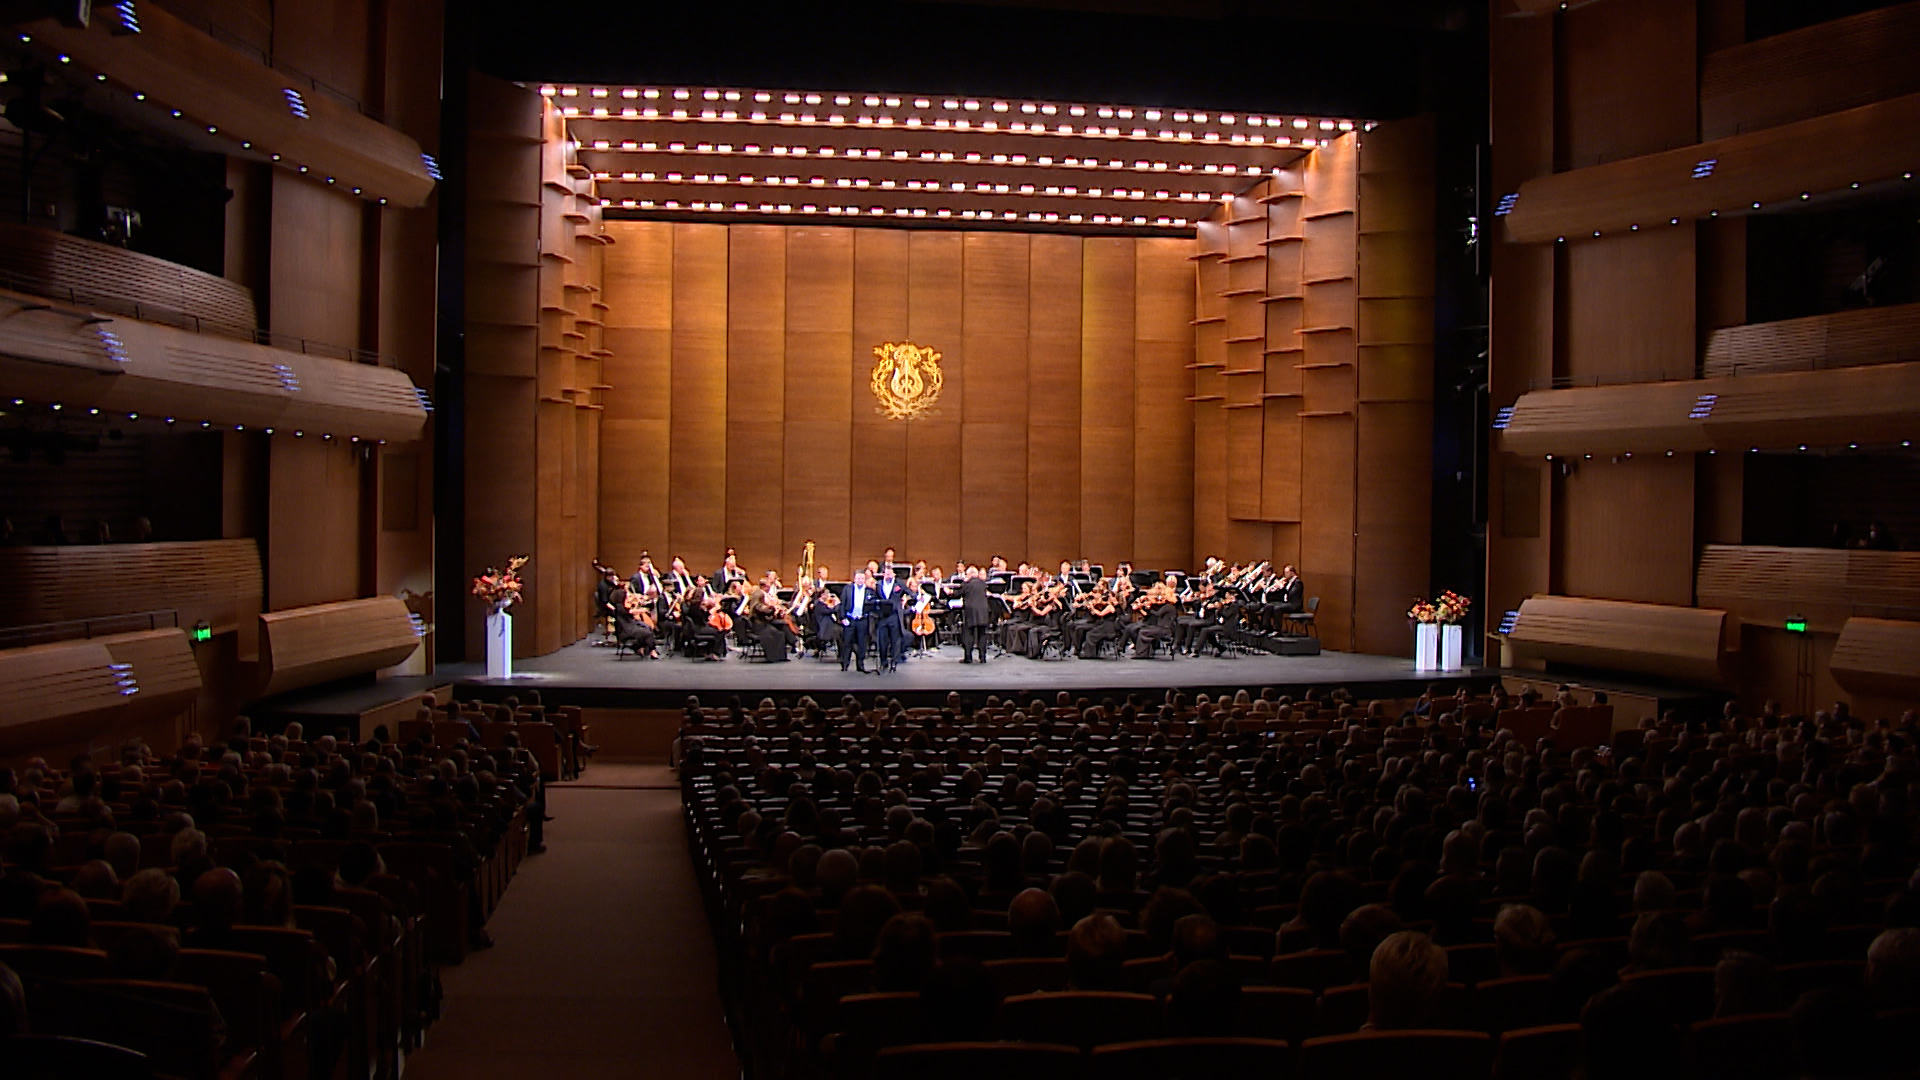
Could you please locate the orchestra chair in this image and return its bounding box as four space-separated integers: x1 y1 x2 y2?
1285 597 1319 637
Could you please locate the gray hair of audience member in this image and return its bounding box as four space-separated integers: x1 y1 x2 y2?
123 868 181 923
70 859 120 901
0 794 18 830
1868 927 1920 1009
170 827 209 866
1494 903 1558 977
103 831 141 880
816 848 859 902
1632 870 1676 912
1367 930 1449 1030
1066 913 1129 990
0 960 23 1035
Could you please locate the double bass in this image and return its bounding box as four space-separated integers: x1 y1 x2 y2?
909 577 936 638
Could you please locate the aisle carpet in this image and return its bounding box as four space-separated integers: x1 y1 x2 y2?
402 781 740 1079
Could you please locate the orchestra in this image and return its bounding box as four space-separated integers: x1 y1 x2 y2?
587 542 1311 668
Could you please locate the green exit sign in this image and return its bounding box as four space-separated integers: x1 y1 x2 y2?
191 623 213 643
1785 619 1807 634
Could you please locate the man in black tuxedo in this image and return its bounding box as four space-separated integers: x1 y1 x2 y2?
1275 565 1304 614
839 569 877 673
593 569 621 645
873 567 906 672
956 567 992 664
716 548 747 592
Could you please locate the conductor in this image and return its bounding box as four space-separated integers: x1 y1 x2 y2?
955 566 992 664
839 569 876 673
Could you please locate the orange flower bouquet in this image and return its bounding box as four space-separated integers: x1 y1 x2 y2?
1408 590 1472 625
472 556 529 610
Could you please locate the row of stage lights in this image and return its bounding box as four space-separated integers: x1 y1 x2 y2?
17 33 418 206
577 139 1298 172
589 170 1228 204
542 85 1365 146
1539 442 1914 462
5 399 389 445
597 199 1184 227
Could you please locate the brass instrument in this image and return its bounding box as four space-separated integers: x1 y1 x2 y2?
799 540 816 585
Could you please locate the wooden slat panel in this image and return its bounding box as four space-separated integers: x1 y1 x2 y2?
1704 302 1920 376
258 597 422 698
0 637 136 754
1557 455 1695 607
1081 238 1135 566
1502 92 1920 243
1260 400 1302 523
961 424 1027 562
784 417 853 581
1026 422 1080 568
725 226 786 575
906 232 963 563
1700 2 1920 140
1561 0 1697 168
1564 229 1695 384
1508 594 1727 685
1697 545 1920 631
668 224 728 561
1354 402 1432 655
1027 234 1083 566
0 540 263 636
0 221 257 335
850 229 911 563
597 223 674 576
1225 407 1263 521
99 629 203 726
1134 237 1194 567
1301 414 1356 648
1830 617 1920 701
1192 401 1227 563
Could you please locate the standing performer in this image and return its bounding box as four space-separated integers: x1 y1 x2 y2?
956 566 992 664
839 569 876 673
874 566 907 672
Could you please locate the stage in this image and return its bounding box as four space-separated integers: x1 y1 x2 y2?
443 638 1493 710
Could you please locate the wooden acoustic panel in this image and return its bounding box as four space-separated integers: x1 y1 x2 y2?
1704 302 1920 376
1507 594 1727 685
0 637 140 754
98 629 203 728
850 229 911 562
27 4 434 206
0 540 262 636
668 224 728 560
0 221 255 335
1498 361 1920 456
1697 545 1920 632
1829 617 1920 702
257 597 422 699
1701 2 1920 140
1502 92 1920 244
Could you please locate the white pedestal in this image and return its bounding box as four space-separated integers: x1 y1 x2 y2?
1414 622 1439 671
1440 623 1464 672
486 607 513 679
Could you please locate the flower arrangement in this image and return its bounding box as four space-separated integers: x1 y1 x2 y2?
1409 590 1472 625
472 556 529 610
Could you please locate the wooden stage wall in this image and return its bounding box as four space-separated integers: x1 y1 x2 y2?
597 224 1195 580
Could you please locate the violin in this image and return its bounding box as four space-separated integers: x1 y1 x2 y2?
622 587 656 629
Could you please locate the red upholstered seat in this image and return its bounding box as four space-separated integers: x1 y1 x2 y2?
1686 1012 1797 1080
874 1041 1083 1080
1472 975 1560 1034
1492 1023 1581 1080
1091 1036 1294 1080
1620 967 1717 1025
1298 1029 1494 1080
1001 990 1164 1050
983 956 1072 996
1270 948 1356 993
1236 985 1317 1045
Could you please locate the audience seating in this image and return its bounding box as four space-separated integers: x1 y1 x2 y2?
1090 1036 1295 1080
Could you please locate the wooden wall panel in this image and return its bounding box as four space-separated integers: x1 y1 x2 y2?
1562 0 1698 168
961 424 1028 561
725 226 786 574
1563 229 1696 384
1027 234 1083 568
1134 240 1195 569
267 437 362 609
1700 2 1920 140
597 223 673 574
906 231 964 564
1081 238 1136 566
783 228 855 573
850 229 911 563
1555 455 1695 606
668 224 728 563
1354 402 1432 655
1300 415 1356 648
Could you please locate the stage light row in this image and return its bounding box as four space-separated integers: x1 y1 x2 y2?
576 139 1315 169
598 199 1189 227
3 399 391 443
589 171 1235 203
542 84 1365 144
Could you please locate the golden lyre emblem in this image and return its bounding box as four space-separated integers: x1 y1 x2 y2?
870 341 944 420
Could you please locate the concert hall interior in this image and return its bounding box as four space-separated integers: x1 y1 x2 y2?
0 0 1919 1077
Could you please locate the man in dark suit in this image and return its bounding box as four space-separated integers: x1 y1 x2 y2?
873 567 906 672
716 548 747 592
1276 565 1304 614
956 567 992 664
839 569 876 673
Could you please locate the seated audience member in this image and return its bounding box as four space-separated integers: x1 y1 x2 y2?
870 913 937 992
1006 887 1062 956
1625 911 1690 972
1494 903 1557 977
1791 988 1884 1079
1366 930 1447 1030
922 877 973 933
1281 870 1363 954
102 831 142 882
1340 903 1405 983
832 885 901 961
29 887 92 947
69 859 120 901
1049 870 1097 927
1066 913 1128 990
1632 870 1676 913
110 922 182 980
1166 959 1241 1036
123 868 182 924
1714 951 1784 1018
1580 986 1684 1080
1866 927 1920 1009
921 958 1001 1041
185 867 246 950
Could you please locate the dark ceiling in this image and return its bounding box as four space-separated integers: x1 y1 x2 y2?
464 0 1482 122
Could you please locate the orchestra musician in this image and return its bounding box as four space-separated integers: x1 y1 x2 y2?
716 548 748 591
630 553 665 600
746 571 798 662
1077 580 1124 659
680 588 728 660
611 581 660 658
666 557 696 598
593 566 622 645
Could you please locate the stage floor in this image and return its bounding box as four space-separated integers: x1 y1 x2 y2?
446 638 1489 709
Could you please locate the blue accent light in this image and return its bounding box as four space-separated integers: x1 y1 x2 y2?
1691 158 1717 179
421 153 443 181
1498 610 1520 635
95 326 129 365
284 88 309 119
1492 406 1515 430
1689 393 1718 420
112 1 141 34
1493 192 1519 216
273 363 301 392
413 386 434 413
